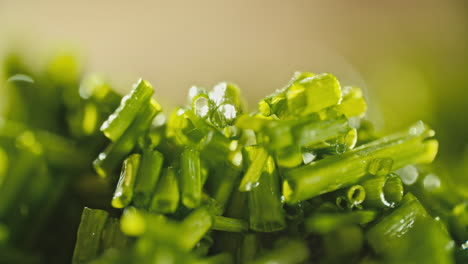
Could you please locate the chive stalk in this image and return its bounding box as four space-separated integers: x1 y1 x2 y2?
212 216 248 232
149 167 180 214
180 148 203 208
111 153 141 209
72 208 109 264
361 173 404 208
100 79 156 142
133 149 164 208
283 121 438 204
239 146 269 191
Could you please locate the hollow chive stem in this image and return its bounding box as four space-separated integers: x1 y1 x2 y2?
283 121 438 204
111 153 141 209
248 239 309 264
239 146 269 192
181 148 203 208
346 185 366 207
179 207 213 251
212 216 248 232
248 156 286 232
211 166 240 209
93 102 158 179
133 149 164 208
100 79 157 142
149 167 180 214
72 208 109 264
361 173 404 208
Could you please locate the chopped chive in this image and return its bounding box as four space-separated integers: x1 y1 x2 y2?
211 166 240 209
248 239 309 264
239 233 258 263
212 216 248 232
72 208 109 264
149 167 180 214
283 121 438 204
334 86 367 118
180 148 203 208
179 207 213 251
345 184 366 208
239 146 269 191
93 102 158 178
111 153 141 209
367 157 394 176
275 145 303 168
100 79 156 142
133 149 164 208
361 173 404 208
100 217 129 251
248 156 286 232
306 210 377 234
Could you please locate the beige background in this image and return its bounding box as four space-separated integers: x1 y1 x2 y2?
0 0 467 131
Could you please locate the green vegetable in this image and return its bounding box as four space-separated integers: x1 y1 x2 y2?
111 153 141 209
149 167 180 214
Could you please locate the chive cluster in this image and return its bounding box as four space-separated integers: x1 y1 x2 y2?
73 72 464 264
0 52 466 264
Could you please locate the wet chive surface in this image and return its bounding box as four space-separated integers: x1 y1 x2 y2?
0 53 466 264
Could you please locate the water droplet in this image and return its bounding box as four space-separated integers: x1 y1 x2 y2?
395 165 419 185
302 151 316 164
423 173 441 191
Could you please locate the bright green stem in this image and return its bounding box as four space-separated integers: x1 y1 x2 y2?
133 149 164 208
361 174 404 208
100 79 155 142
179 207 213 251
213 216 248 232
181 148 203 208
239 146 269 192
111 153 141 209
248 240 309 264
248 157 286 232
72 208 109 264
149 167 180 214
283 121 438 204
93 102 158 179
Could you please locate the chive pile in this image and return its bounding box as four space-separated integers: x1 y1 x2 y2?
0 52 466 264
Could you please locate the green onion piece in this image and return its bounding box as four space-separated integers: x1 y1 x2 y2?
248 239 309 264
345 184 366 207
361 173 404 208
211 166 240 209
239 146 269 192
367 193 454 264
287 73 342 115
100 217 129 251
367 157 394 176
248 156 286 232
100 79 156 142
193 234 213 256
283 121 438 204
213 216 248 232
133 149 164 208
239 233 258 263
149 167 180 214
294 117 351 148
334 86 367 118
94 102 158 178
72 207 109 264
179 207 213 251
111 153 141 209
194 253 234 264
306 210 377 234
181 148 203 208
275 145 303 168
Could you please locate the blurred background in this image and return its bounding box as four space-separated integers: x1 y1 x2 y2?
2 0 468 164
0 0 467 261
